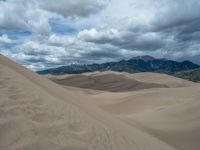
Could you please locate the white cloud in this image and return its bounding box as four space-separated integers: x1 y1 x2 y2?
1 0 200 70
0 34 12 44
0 0 108 34
48 34 74 46
78 28 120 44
39 0 109 18
0 0 52 35
0 0 29 30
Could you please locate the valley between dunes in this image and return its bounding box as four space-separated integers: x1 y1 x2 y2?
1 54 200 150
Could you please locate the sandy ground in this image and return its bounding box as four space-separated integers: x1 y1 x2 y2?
48 73 170 92
1 54 200 150
47 71 194 92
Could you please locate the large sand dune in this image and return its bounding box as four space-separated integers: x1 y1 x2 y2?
0 55 179 150
48 70 200 150
47 71 194 92
1 54 200 150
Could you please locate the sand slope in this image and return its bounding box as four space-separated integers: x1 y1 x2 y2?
115 85 200 150
0 55 180 150
47 73 167 92
48 71 200 150
47 71 194 92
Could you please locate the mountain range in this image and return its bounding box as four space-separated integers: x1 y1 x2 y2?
38 55 200 77
174 68 200 82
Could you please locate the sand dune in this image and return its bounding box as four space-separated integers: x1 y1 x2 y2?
1 54 200 150
47 71 194 92
47 71 200 150
0 55 180 150
47 72 169 92
79 75 200 150
115 85 200 150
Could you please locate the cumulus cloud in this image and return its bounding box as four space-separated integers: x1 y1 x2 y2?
152 0 200 30
0 0 51 35
75 0 200 63
48 34 74 46
78 28 120 43
0 0 108 34
0 34 12 44
1 0 200 70
39 0 108 18
0 0 29 31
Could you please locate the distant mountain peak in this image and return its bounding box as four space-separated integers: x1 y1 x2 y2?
38 56 200 75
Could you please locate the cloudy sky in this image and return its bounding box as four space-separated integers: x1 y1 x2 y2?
0 0 200 70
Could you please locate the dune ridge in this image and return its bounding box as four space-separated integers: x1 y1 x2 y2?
47 71 194 92
0 54 180 150
47 70 200 150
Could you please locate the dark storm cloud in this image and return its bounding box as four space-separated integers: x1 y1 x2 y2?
164 20 200 42
77 0 200 64
0 0 108 32
39 0 109 18
81 49 121 62
79 28 171 52
24 57 48 63
1 0 200 70
84 51 119 59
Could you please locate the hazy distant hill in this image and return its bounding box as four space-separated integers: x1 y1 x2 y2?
38 55 200 75
175 68 200 82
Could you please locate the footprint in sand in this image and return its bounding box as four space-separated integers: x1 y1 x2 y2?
32 113 62 123
0 80 5 86
0 121 22 147
0 78 10 87
7 86 21 94
62 146 87 150
0 100 26 108
31 98 45 106
8 94 24 100
68 122 84 133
